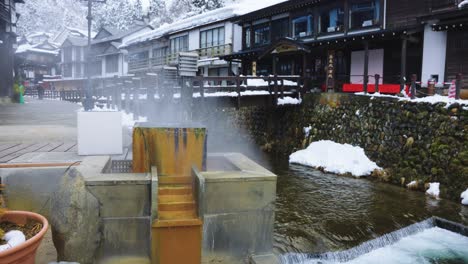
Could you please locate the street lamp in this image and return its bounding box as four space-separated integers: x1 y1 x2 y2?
81 0 106 111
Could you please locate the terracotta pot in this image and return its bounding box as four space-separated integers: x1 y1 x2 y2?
0 211 49 264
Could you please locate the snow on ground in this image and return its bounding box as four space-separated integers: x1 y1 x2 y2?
461 189 468 205
289 140 381 177
355 93 468 107
426 182 440 199
277 96 302 105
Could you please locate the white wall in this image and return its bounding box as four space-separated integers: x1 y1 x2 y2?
421 23 447 86
189 29 200 51
232 24 243 52
350 49 384 84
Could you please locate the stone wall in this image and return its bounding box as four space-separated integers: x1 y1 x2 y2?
200 93 467 201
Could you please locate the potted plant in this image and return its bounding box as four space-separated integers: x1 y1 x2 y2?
0 181 49 264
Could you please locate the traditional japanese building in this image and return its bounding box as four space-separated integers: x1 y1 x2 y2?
120 6 244 78
0 0 23 101
222 0 467 93
15 39 60 86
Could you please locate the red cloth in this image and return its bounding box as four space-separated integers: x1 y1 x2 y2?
342 83 402 94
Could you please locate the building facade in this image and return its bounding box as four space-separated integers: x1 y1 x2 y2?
0 0 23 100
222 0 467 92
15 39 60 86
122 7 243 78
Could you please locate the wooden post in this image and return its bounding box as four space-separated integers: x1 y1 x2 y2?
200 77 205 99
456 73 462 100
411 74 417 100
274 75 278 104
363 40 369 94
375 74 380 93
302 52 307 95
400 37 408 93
280 79 284 99
236 75 241 109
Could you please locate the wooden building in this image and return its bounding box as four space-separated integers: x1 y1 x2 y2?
0 0 23 100
222 0 467 92
15 39 60 86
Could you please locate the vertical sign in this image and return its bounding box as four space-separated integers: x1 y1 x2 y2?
326 50 335 92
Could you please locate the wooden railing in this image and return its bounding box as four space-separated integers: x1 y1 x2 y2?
128 44 233 72
129 58 150 71
197 44 232 58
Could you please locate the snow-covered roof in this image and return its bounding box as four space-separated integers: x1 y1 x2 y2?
121 0 288 48
16 42 59 55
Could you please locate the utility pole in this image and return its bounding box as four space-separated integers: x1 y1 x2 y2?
82 0 106 111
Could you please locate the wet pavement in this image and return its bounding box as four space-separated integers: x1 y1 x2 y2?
0 98 79 143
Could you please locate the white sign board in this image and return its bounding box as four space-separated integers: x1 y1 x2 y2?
77 111 123 155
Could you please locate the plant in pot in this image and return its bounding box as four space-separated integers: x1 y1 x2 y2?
0 180 49 264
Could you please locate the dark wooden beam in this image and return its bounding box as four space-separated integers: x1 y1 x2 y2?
400 37 407 92
363 40 369 94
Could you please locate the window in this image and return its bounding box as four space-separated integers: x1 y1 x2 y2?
153 47 167 59
253 23 270 46
63 47 72 63
75 47 82 62
350 0 380 29
74 63 82 78
200 27 225 48
170 35 189 54
90 60 102 76
244 27 251 49
292 15 313 38
63 64 72 78
319 7 345 34
106 54 119 73
272 18 290 41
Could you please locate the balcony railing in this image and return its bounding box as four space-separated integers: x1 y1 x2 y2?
197 44 232 58
129 58 150 71
128 44 233 72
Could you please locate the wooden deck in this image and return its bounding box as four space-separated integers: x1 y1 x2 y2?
0 142 133 164
0 142 77 163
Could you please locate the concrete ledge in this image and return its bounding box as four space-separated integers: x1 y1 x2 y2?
250 254 280 264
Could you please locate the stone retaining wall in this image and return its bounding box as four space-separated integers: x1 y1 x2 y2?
201 93 467 201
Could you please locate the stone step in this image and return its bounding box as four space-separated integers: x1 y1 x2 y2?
158 194 193 203
159 201 195 211
158 176 192 185
158 185 192 195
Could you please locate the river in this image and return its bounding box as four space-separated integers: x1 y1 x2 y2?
270 160 468 257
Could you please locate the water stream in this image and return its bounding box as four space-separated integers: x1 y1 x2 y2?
270 160 468 263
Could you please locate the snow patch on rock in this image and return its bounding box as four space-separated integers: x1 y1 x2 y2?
278 96 302 105
289 140 380 177
461 188 468 205
426 182 440 199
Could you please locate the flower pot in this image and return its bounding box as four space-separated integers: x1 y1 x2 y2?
0 211 49 264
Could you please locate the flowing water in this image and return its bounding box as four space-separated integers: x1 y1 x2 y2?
270 160 468 263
